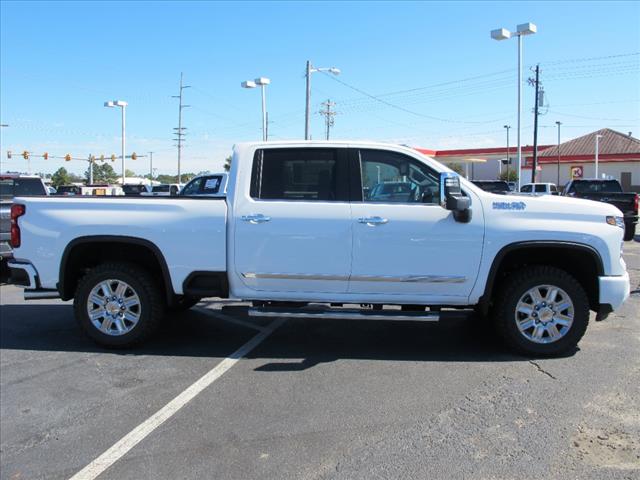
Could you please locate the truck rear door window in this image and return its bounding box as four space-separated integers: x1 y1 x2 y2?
251 148 348 201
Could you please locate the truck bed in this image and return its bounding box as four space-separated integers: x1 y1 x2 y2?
12 196 228 294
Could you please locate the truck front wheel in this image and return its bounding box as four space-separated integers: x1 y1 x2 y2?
493 265 590 357
74 262 164 348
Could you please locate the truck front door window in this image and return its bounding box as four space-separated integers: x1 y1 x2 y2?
359 149 440 204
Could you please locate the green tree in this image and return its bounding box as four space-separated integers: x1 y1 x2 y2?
51 167 71 187
125 169 137 178
68 172 85 183
86 163 118 184
499 170 518 182
223 155 232 172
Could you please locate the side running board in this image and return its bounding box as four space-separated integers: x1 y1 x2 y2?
247 306 450 322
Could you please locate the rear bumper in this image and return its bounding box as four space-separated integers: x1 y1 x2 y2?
599 272 630 313
8 261 39 288
7 261 60 300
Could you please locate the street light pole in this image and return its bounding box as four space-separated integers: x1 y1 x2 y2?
104 100 128 185
595 134 603 178
555 121 562 186
242 77 270 142
491 22 537 191
304 61 340 140
504 125 511 181
261 83 267 141
305 61 312 140
121 103 126 185
517 34 522 189
149 151 153 182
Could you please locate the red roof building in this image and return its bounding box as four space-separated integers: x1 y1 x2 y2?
416 128 640 191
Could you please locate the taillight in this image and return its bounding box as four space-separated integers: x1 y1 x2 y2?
635 193 639 213
10 203 26 248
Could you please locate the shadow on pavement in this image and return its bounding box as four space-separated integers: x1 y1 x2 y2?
0 302 558 365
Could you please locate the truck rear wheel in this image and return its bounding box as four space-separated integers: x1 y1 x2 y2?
493 265 589 357
74 262 163 348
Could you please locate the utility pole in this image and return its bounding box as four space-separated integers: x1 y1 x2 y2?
88 155 94 184
319 99 337 140
172 72 190 184
555 121 562 186
529 64 541 184
148 151 154 182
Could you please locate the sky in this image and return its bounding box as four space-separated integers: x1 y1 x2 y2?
1 0 639 177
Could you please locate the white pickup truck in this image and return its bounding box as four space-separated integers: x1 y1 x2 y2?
7 141 631 356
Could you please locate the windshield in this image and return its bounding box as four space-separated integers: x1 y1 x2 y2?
572 180 622 194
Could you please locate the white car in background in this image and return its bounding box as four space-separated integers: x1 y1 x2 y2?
180 173 228 197
520 183 559 195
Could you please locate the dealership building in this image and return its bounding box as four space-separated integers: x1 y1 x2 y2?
416 128 640 191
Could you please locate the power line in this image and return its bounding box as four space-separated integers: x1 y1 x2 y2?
321 71 510 124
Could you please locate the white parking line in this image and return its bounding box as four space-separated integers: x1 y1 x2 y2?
69 318 285 480
193 306 265 331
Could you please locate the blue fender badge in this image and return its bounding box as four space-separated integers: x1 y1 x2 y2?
492 201 527 210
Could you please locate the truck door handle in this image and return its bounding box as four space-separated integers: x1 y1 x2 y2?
242 214 271 224
358 216 389 225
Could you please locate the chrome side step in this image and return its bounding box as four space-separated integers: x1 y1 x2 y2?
248 307 441 322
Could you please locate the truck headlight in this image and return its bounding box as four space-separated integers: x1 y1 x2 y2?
606 216 625 229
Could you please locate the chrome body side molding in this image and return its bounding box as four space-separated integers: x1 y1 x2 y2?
242 272 466 283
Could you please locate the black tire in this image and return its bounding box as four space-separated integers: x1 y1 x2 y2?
493 265 590 357
167 296 200 312
74 262 164 348
623 222 636 241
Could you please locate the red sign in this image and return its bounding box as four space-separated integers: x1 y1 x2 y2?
570 166 584 179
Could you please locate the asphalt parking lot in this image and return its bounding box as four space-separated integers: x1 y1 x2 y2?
1 241 639 480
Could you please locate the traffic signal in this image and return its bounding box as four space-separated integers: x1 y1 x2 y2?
43 152 49 160
6 151 11 159
22 151 29 160
65 154 71 162
110 154 116 162
131 152 137 160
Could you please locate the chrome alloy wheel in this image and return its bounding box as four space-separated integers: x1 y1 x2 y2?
86 279 141 336
515 284 574 344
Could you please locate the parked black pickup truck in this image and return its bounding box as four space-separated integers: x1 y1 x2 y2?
563 179 638 241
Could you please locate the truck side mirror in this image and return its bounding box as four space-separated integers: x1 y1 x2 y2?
440 172 472 223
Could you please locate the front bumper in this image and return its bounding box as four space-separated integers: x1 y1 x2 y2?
599 272 630 312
